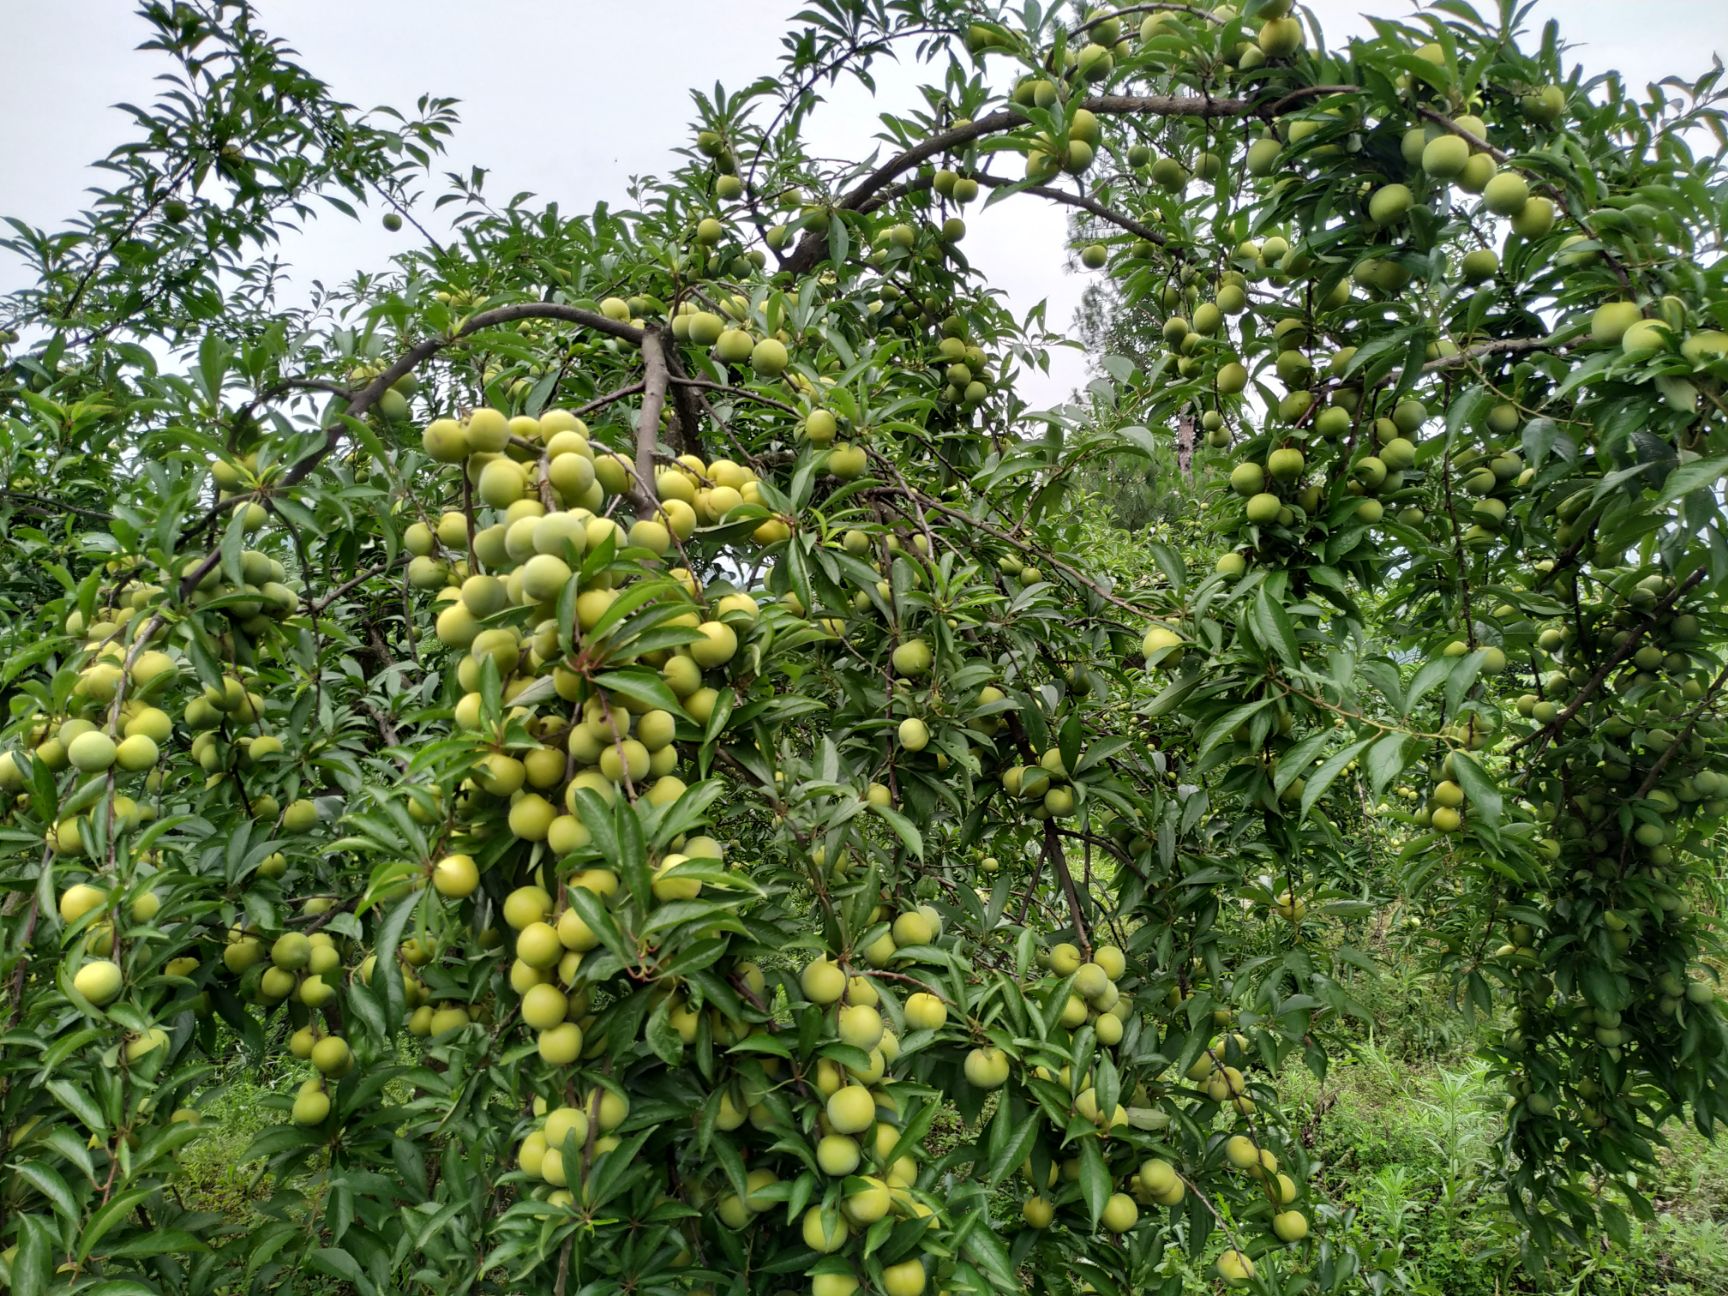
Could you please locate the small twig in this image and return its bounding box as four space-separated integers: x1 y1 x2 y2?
1073 2 1225 35
305 557 403 614
967 175 1169 246
1043 819 1091 959
666 375 801 415
0 490 116 523
1438 450 1477 651
574 380 646 418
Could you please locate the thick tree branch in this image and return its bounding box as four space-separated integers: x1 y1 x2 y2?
1424 328 1579 372
634 326 672 512
660 344 707 459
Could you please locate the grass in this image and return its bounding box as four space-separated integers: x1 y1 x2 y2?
1281 1035 1728 1295
173 1075 279 1220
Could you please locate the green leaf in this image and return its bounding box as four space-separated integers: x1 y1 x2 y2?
47 1079 105 1136
13 1163 76 1223
77 1185 156 1259
594 667 686 714
869 802 923 858
568 885 635 969
1298 738 1374 821
1365 731 1416 795
1448 751 1503 828
984 1093 1040 1188
309 1247 373 1295
1077 1136 1109 1229
1655 453 1728 505
1251 587 1300 665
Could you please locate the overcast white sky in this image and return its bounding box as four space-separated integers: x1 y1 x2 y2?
1 2 1722 406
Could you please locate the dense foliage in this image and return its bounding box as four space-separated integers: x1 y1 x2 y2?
2 1 1726 1293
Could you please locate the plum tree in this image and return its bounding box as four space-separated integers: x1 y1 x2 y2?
0 1 1726 1294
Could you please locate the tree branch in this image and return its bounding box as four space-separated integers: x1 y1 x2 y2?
659 345 708 459
173 301 646 600
0 490 115 523
667 375 801 415
574 380 646 418
634 326 671 513
1074 2 1225 35
1511 566 1708 755
970 174 1169 245
784 93 1263 271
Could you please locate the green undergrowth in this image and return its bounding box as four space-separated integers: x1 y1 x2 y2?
1284 1032 1728 1295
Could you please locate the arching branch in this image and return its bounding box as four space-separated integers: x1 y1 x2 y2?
784 85 1359 272
784 95 1245 272
174 301 646 600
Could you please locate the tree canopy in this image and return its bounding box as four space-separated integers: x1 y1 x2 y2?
2 1 1727 1293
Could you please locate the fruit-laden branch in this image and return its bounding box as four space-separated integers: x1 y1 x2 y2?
786 95 1236 272
285 300 643 495
859 169 1171 249
872 484 1155 617
1414 105 1634 295
785 85 1364 272
173 301 646 600
1631 661 1728 801
1511 565 1709 757
666 376 801 416
1263 325 1580 456
1073 2 1227 35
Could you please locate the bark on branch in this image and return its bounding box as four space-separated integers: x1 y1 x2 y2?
633 325 672 514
